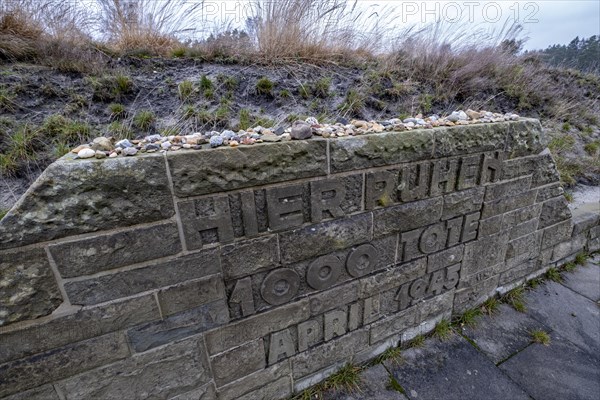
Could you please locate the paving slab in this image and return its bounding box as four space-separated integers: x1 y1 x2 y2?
499 331 600 400
384 334 530 400
323 364 407 400
461 303 548 364
525 280 600 356
561 261 600 302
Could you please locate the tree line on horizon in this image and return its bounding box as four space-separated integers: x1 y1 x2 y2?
533 36 599 73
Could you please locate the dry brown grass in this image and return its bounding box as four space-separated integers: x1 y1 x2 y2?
97 0 205 56
246 0 394 63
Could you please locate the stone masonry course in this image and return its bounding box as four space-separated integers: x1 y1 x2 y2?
0 119 598 400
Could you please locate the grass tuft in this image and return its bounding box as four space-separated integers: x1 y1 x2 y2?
322 364 362 393
177 80 195 101
545 267 562 283
574 252 588 266
256 77 274 96
433 319 453 340
454 308 483 327
373 346 402 365
530 329 551 346
563 261 577 272
481 297 500 316
502 287 527 313
133 110 156 131
408 334 425 348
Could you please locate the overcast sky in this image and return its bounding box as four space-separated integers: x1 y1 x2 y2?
200 1 599 50
347 0 600 50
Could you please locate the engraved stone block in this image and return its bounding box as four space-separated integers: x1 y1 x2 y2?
365 170 398 210
179 196 234 250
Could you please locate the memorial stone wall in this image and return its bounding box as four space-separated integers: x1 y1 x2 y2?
0 119 598 399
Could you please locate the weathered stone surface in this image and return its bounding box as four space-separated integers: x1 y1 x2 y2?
168 141 328 197
462 232 509 277
506 231 542 260
220 235 280 280
0 247 62 327
0 294 159 364
385 335 531 400
571 210 600 236
54 336 211 400
538 196 572 229
504 152 559 188
484 176 531 202
550 234 587 263
499 259 541 286
481 189 537 218
453 275 499 314
370 292 453 344
360 259 426 298
205 299 310 355
2 385 60 400
50 222 181 278
505 118 545 157
433 123 507 157
65 248 220 305
0 154 174 250
427 245 463 273
0 332 129 397
170 382 217 400
128 300 229 353
499 331 600 400
157 274 225 317
462 303 547 364
279 213 372 264
373 197 442 238
536 183 563 202
217 362 290 400
442 187 484 220
292 329 369 378
562 261 600 302
330 130 434 173
237 377 292 400
210 339 266 387
541 220 573 249
307 281 361 317
525 281 600 355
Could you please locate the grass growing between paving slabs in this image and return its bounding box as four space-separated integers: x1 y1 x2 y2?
290 251 597 399
530 329 552 346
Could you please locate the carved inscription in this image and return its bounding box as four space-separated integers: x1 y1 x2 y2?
399 212 480 262
365 151 505 209
396 264 460 310
228 212 480 317
179 152 504 248
266 296 380 365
